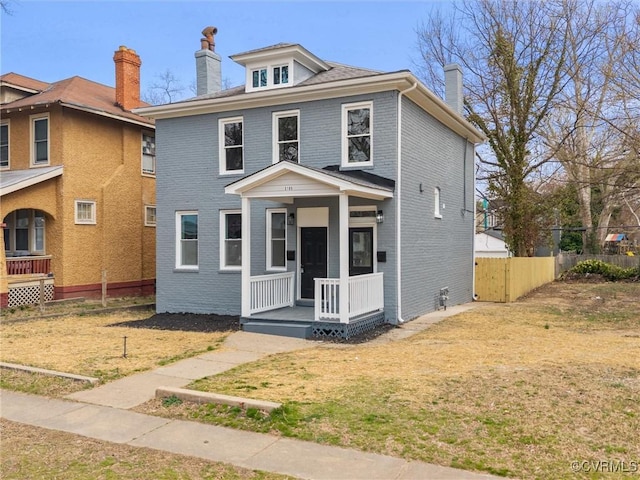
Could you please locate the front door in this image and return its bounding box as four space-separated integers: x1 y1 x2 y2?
349 227 374 276
300 227 327 299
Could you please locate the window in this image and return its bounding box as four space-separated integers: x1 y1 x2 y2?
176 211 198 269
342 102 372 166
75 200 96 224
273 110 299 163
267 209 287 270
434 187 442 218
273 65 289 85
31 115 49 165
142 133 156 175
2 209 46 255
219 117 244 174
0 121 9 169
145 205 157 227
220 210 241 270
252 68 267 88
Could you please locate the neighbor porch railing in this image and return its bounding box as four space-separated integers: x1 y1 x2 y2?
315 272 384 322
249 271 295 314
5 255 52 275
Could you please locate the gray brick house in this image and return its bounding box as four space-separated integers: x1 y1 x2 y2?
136 28 485 338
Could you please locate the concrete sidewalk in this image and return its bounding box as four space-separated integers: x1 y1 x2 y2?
1 302 503 479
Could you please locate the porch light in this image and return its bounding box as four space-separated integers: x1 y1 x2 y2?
287 212 295 225
376 210 384 224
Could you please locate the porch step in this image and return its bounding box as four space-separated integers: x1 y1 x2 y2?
241 320 312 339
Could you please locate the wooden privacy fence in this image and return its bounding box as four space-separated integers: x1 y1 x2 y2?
475 257 556 303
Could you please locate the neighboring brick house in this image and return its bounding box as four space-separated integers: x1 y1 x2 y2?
137 28 485 338
0 47 156 307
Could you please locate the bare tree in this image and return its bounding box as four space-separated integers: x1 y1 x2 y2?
417 0 571 256
142 70 186 105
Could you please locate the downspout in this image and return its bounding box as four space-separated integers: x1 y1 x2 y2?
396 81 418 324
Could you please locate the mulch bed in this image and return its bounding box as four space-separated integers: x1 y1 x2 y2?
109 313 397 344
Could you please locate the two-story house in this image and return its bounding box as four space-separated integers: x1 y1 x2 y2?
136 28 484 338
0 46 156 307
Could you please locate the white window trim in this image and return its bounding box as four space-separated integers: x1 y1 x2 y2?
1 120 9 170
266 208 288 271
434 187 443 219
175 211 199 270
141 131 156 177
341 101 373 168
218 117 244 175
272 110 300 164
74 200 96 225
30 113 50 167
219 209 242 271
245 60 293 93
144 205 157 227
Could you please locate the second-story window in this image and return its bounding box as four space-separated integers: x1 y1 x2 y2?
342 102 372 167
219 117 244 174
0 122 8 169
32 115 49 166
273 110 299 163
142 133 156 176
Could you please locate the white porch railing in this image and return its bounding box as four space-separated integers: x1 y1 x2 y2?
249 272 295 315
315 272 384 322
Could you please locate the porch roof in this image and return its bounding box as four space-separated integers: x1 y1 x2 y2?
0 166 63 196
224 161 394 201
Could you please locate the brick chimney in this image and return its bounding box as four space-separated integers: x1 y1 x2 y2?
444 63 463 115
113 46 141 111
195 26 222 96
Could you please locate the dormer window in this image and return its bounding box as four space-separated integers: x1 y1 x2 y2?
273 65 289 85
252 68 268 88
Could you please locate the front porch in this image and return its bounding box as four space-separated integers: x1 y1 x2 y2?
225 161 394 339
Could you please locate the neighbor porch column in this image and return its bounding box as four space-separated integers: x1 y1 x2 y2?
241 196 251 317
339 193 349 323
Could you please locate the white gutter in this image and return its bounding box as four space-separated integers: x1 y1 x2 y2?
396 81 418 324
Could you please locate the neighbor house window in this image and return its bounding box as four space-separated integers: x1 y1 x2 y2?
75 200 96 224
342 102 372 166
273 110 299 163
220 210 241 270
0 121 9 169
434 187 442 218
251 68 268 88
267 209 287 270
31 114 49 165
219 117 243 174
145 205 157 227
3 209 46 255
273 65 289 85
176 211 198 269
142 132 156 175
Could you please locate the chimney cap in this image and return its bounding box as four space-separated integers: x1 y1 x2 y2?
201 26 218 52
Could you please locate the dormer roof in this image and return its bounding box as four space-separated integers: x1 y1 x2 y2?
230 43 330 73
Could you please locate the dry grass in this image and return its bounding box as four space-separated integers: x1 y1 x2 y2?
0 419 291 480
0 308 229 385
141 281 640 479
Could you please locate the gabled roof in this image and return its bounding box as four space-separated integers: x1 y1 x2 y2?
230 43 330 73
225 161 394 201
0 166 63 196
1 75 154 128
1 73 50 94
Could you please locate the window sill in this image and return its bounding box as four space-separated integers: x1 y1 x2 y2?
173 267 199 273
219 170 245 177
219 268 241 274
340 162 374 170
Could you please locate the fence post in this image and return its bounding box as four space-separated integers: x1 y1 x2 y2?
101 270 107 307
39 278 45 313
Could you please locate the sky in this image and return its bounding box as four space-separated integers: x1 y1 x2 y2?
1 0 453 98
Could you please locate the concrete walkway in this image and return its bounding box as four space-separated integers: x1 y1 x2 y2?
1 302 502 480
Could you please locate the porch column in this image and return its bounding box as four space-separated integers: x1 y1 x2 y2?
241 196 251 317
339 193 349 323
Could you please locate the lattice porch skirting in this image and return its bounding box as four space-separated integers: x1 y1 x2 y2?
8 278 55 307
311 311 385 339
